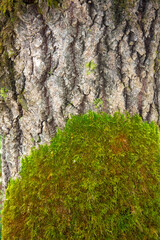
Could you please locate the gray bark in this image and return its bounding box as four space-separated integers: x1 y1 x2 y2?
0 0 160 193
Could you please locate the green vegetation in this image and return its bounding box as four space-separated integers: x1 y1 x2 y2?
93 98 104 112
0 136 2 178
85 60 97 75
0 0 60 15
45 0 60 7
0 88 8 100
0 136 2 240
2 111 160 239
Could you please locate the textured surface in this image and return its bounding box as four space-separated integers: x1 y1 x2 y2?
0 0 160 193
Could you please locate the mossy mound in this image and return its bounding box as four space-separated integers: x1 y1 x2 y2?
2 111 160 239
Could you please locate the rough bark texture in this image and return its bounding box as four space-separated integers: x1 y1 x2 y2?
0 0 160 193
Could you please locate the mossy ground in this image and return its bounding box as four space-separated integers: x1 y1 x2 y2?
2 111 160 239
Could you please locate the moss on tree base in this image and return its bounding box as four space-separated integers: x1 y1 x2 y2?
2 111 160 239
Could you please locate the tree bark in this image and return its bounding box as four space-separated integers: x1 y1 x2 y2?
0 0 160 193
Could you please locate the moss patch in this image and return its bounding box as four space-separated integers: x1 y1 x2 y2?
0 0 60 16
2 111 160 239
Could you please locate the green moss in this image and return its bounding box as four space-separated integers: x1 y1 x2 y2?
0 0 60 16
0 88 8 100
93 98 104 112
85 60 97 75
2 111 160 239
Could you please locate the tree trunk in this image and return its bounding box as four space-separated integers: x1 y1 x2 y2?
0 0 160 193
